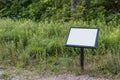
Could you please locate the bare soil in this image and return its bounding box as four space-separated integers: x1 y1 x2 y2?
0 68 112 80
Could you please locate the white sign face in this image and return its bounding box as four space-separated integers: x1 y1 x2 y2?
65 27 99 48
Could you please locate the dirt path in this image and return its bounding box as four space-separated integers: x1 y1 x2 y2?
0 68 112 80
40 74 110 80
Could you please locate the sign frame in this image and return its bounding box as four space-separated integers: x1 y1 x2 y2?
65 27 99 48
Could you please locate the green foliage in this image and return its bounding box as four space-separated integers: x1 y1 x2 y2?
0 73 10 79
0 0 120 78
0 0 120 21
0 18 120 77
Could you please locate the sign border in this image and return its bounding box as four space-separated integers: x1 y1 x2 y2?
65 27 99 48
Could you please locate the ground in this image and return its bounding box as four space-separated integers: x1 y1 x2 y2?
0 67 112 80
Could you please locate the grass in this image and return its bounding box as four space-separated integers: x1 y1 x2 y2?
0 18 120 79
0 73 10 79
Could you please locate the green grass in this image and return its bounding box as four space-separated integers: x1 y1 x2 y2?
0 73 10 79
0 18 120 78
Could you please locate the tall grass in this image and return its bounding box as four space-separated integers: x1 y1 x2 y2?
0 18 120 77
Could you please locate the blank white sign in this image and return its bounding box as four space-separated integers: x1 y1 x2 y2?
65 27 99 48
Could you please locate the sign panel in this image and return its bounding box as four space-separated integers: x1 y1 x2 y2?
65 27 99 48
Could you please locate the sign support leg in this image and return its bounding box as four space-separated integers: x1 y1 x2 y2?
80 48 84 71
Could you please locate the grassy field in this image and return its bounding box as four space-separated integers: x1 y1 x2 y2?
0 18 120 79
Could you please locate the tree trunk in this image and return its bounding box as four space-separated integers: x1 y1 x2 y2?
71 0 76 20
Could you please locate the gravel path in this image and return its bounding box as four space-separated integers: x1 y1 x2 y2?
40 74 110 80
0 69 112 80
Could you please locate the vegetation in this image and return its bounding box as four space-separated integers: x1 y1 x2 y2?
0 0 120 79
0 72 10 79
0 0 120 21
0 18 120 79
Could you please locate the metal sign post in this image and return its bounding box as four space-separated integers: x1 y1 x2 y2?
80 48 84 71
